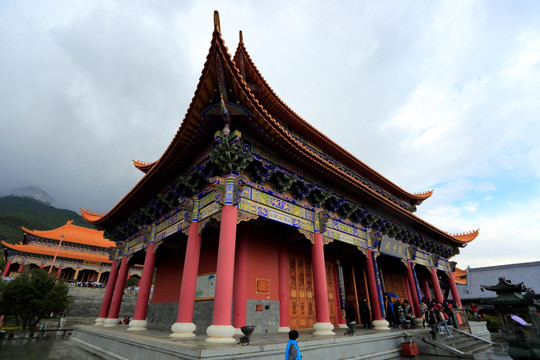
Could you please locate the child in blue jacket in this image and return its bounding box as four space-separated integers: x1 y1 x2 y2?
285 330 302 359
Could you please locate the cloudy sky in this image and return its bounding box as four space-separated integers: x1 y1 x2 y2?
1 1 539 269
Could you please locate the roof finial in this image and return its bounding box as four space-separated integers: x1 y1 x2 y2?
213 10 221 33
239 30 243 44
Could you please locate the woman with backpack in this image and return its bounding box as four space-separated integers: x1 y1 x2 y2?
437 303 453 337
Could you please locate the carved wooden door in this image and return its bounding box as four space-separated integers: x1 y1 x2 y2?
289 252 315 328
380 266 407 300
325 262 337 325
289 252 338 328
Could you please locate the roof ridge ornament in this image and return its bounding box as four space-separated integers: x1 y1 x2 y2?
214 10 221 33
239 30 243 44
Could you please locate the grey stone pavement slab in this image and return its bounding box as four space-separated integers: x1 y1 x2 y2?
1 325 512 360
0 338 103 360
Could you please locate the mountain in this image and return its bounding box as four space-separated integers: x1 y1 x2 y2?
0 196 94 245
7 186 56 207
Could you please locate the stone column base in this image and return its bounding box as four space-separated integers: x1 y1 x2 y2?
313 322 335 335
338 323 348 329
127 319 147 331
278 326 291 333
94 317 106 326
372 319 390 330
414 318 424 327
205 324 236 343
170 322 197 338
102 318 120 327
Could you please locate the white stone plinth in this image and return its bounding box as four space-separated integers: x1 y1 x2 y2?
278 326 291 333
372 319 391 330
313 322 335 335
169 322 196 338
127 319 147 331
94 317 105 326
205 324 236 343
102 318 120 327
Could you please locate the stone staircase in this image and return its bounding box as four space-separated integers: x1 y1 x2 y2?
412 328 503 359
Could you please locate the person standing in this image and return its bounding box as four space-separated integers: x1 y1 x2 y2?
359 298 371 328
438 306 453 337
285 330 302 360
420 298 428 328
385 297 396 328
471 303 479 321
428 304 439 340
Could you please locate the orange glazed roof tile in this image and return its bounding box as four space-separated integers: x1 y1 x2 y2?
1 241 112 263
452 267 467 284
22 220 115 248
133 160 156 174
450 229 480 244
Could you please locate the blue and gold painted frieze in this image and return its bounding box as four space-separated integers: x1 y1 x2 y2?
323 227 367 247
240 185 370 248
239 197 314 231
199 201 221 221
126 232 147 256
156 212 183 234
155 218 189 242
199 191 216 209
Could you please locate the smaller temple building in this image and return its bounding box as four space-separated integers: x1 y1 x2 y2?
454 261 540 314
2 220 142 283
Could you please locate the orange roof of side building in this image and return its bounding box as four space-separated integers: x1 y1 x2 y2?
22 220 115 248
1 241 112 264
453 267 468 285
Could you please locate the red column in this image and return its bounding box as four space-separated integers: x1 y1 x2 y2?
18 263 24 272
366 249 382 321
406 261 421 317
421 277 431 300
2 261 11 277
170 221 202 338
430 267 444 304
311 232 334 335
403 275 413 306
95 259 119 325
40 264 44 269
447 272 462 308
56 266 63 280
232 230 248 331
128 242 156 331
278 244 291 332
104 255 129 326
205 204 238 343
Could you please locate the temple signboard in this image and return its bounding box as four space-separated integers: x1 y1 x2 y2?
380 236 407 260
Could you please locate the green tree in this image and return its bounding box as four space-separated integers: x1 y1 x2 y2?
0 268 71 330
125 276 139 288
